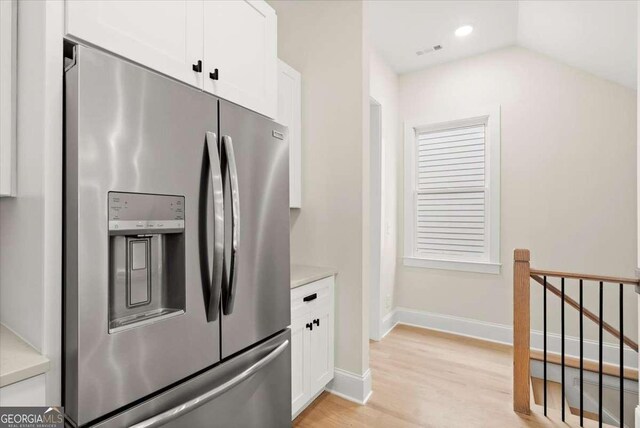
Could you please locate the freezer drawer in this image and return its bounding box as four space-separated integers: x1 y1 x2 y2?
91 330 291 428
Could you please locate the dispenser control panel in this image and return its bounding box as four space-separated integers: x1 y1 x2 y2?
108 192 185 234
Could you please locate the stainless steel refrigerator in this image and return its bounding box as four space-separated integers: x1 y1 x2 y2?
64 45 291 427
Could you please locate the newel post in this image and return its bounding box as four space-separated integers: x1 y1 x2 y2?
513 249 531 415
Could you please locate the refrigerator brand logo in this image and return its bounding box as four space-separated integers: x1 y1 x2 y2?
0 407 64 428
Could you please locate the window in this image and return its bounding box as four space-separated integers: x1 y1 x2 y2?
403 107 501 274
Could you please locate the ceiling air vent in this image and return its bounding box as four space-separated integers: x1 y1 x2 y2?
416 45 442 56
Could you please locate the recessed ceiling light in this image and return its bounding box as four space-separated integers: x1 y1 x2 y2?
455 25 473 37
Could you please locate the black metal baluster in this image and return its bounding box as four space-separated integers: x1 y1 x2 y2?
619 283 624 428
561 277 565 421
544 275 547 416
580 279 584 427
599 281 603 428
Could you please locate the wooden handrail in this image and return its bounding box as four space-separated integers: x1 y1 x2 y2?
530 274 638 352
529 269 639 285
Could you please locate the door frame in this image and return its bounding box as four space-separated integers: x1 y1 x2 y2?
369 98 383 341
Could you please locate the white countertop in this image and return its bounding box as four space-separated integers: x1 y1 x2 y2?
291 264 337 289
0 324 50 388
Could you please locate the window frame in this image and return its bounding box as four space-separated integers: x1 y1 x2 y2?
403 106 501 274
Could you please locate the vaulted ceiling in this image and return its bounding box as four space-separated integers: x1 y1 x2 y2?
368 0 637 89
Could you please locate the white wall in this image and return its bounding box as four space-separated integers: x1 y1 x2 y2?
369 50 400 337
0 0 63 404
269 0 370 376
397 46 637 345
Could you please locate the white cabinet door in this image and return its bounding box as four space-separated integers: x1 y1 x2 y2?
291 316 308 417
203 0 277 118
277 60 302 208
308 308 334 393
65 0 204 88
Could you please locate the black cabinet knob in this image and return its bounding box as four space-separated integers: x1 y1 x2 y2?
313 319 320 327
305 322 313 331
209 69 219 80
192 60 202 73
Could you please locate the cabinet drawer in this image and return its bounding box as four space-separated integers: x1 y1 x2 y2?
291 276 333 320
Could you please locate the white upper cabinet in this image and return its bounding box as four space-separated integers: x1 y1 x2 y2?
277 60 302 208
203 1 277 118
65 1 204 88
65 0 278 118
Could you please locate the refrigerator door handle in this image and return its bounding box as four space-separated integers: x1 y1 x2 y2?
206 132 224 322
222 135 240 315
129 339 289 428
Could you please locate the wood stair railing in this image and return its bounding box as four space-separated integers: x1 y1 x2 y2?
513 249 638 427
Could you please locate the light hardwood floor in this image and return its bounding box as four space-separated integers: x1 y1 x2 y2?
293 324 585 427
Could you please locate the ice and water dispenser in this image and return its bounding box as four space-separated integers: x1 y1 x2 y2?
108 192 186 333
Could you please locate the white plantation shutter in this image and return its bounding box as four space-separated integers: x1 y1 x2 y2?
414 125 488 259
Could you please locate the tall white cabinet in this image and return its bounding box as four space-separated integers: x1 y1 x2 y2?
65 0 277 118
277 60 302 208
290 276 335 418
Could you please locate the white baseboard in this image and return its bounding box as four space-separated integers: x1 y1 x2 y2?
390 307 637 369
393 307 513 345
381 311 397 339
635 405 640 428
326 368 372 405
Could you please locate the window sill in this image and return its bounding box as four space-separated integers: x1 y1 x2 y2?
403 257 502 275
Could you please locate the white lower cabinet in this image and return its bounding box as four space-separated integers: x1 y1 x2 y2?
0 375 46 407
290 276 335 418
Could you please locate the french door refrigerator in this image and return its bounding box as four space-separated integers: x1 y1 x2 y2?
64 45 291 427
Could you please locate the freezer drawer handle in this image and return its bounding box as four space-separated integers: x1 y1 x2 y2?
303 293 317 302
206 131 224 322
129 339 289 428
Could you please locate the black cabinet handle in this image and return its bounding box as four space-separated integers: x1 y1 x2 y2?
305 322 313 331
192 60 202 73
303 293 317 303
313 319 320 327
209 69 219 80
